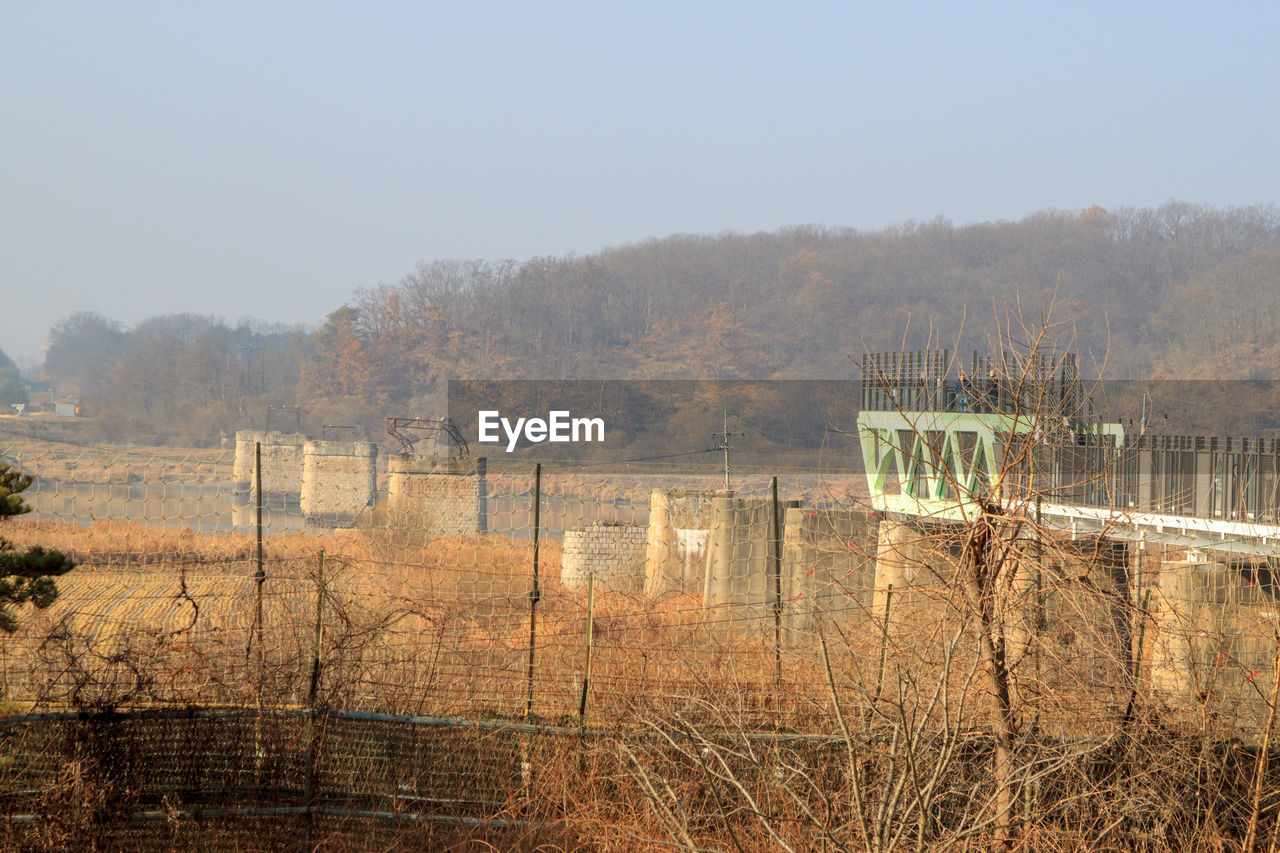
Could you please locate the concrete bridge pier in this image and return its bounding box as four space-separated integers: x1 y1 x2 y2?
1150 556 1234 704
871 519 1038 654
385 454 487 536
779 507 877 645
300 439 378 527
869 518 977 673
704 495 771 608
643 489 717 600
872 519 923 623
232 430 305 527
643 489 679 598
871 521 1134 689
703 494 799 610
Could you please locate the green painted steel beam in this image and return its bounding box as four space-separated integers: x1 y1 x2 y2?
858 409 1124 509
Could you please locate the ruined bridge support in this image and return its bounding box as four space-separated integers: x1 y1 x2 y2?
385 454 487 536
870 518 1139 699
1146 554 1277 723
232 430 306 526
300 439 378 526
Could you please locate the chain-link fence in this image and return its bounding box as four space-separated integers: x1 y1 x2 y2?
4 432 1280 849
0 436 873 719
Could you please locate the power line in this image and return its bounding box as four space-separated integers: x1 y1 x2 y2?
710 410 745 490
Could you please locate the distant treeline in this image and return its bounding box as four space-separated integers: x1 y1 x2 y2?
446 380 862 463
25 201 1280 445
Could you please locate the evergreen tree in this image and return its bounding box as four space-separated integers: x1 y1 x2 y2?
0 348 25 409
0 462 74 631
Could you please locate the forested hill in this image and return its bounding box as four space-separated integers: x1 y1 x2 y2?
33 202 1280 444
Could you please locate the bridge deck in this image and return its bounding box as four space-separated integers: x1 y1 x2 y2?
859 348 1280 558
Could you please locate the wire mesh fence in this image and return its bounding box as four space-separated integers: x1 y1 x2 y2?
0 436 878 722
5 432 1280 849
3 432 1279 727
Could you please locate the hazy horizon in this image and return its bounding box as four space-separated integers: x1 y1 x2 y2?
5 2 1279 362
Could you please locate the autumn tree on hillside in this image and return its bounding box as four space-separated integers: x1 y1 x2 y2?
35 202 1280 439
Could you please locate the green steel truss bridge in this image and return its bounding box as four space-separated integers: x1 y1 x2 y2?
858 350 1280 558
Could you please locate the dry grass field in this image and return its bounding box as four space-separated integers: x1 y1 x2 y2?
6 503 1280 849
0 518 856 729
0 434 230 485
6 515 1271 731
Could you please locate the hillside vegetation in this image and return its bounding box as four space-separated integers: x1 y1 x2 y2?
30 201 1280 444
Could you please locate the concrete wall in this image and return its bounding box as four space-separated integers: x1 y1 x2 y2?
1150 558 1237 701
232 430 307 525
703 495 800 609
384 454 487 537
300 440 378 526
780 507 878 640
644 489 721 599
561 522 648 594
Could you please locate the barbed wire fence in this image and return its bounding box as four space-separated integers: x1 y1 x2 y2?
0 434 881 846
0 434 881 711
3 432 1280 849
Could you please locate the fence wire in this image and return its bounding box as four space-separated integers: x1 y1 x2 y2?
4 433 1280 849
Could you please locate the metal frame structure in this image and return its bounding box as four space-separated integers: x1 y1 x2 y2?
858 350 1280 557
386 416 470 455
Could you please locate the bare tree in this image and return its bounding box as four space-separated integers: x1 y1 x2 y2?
615 307 1157 851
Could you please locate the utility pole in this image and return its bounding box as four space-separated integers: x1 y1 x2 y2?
711 411 745 491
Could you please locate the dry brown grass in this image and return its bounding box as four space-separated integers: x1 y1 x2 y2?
6 519 1280 850
1 518 841 727
9 516 1272 739
0 518 1170 731
0 436 230 485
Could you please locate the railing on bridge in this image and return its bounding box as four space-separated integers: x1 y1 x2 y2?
859 350 1280 531
860 350 952 412
1113 435 1280 523
1005 429 1280 524
861 349 1087 418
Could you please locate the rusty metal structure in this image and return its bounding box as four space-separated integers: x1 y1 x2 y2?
386 416 470 455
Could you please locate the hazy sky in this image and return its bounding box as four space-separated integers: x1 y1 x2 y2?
3 2 1277 362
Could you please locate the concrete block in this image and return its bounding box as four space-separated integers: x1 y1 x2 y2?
385 454 487 537
562 522 647 594
643 489 720 598
301 440 378 526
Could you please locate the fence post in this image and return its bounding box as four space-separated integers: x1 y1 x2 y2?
304 550 326 834
578 571 595 721
254 441 266 705
477 456 488 534
869 584 893 723
308 550 326 707
771 476 783 690
251 440 267 778
525 463 542 719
